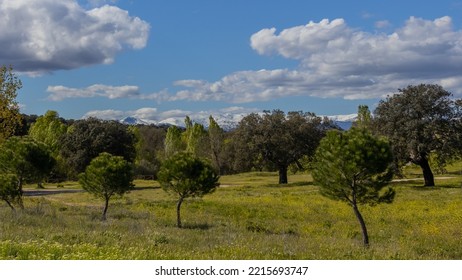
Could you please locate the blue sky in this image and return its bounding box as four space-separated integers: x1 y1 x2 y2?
2 0 462 122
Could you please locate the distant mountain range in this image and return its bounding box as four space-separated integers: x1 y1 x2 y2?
120 113 357 131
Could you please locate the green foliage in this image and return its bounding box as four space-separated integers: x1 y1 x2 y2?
157 152 219 227
29 110 69 181
373 84 462 186
130 125 166 177
163 126 185 158
0 173 21 210
78 153 134 220
184 116 209 158
158 152 220 198
354 105 372 130
208 116 225 174
312 128 395 246
0 65 22 142
0 136 56 194
28 110 67 154
61 118 136 177
233 110 334 184
313 128 395 205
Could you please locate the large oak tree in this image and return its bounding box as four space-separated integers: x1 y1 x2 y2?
61 118 136 177
374 84 462 186
233 110 335 184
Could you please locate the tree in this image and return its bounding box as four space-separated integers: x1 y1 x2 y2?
233 110 334 184
79 153 134 221
312 128 395 247
0 174 21 210
157 152 220 228
0 65 22 142
14 114 39 137
0 136 56 203
29 110 67 154
29 111 69 181
61 118 136 177
131 125 166 178
208 116 225 174
183 116 209 158
373 84 462 186
163 125 185 159
354 105 373 130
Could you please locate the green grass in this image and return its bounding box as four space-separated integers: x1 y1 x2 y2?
0 167 461 259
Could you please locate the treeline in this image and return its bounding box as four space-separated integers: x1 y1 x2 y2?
6 110 335 182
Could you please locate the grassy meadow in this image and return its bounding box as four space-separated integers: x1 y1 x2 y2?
0 165 462 260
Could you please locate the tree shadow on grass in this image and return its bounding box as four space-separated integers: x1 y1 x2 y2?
390 180 461 190
410 184 462 190
132 186 161 191
264 181 314 188
23 185 160 197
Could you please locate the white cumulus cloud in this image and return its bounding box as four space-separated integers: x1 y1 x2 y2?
156 16 462 102
47 84 140 101
0 0 150 74
83 109 125 120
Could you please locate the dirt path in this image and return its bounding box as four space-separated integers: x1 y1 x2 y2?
23 189 85 197
392 176 457 182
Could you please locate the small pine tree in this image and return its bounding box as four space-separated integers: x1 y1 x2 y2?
312 128 395 247
79 153 134 221
157 152 219 228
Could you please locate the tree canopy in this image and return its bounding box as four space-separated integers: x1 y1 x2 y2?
312 128 395 247
0 65 22 142
61 118 136 177
0 173 21 210
157 152 219 228
373 84 462 186
0 136 56 205
232 110 336 184
29 110 67 154
79 152 134 221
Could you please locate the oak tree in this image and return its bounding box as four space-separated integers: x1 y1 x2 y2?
0 174 21 210
373 84 462 186
233 110 334 184
61 118 136 177
0 136 56 205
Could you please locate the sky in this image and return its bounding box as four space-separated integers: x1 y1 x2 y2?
2 0 462 123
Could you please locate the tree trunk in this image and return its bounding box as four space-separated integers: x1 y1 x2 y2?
419 157 435 187
4 200 16 211
352 203 369 247
17 177 24 209
176 196 185 228
278 165 288 184
102 196 109 221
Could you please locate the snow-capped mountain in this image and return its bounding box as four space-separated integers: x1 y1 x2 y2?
325 113 357 130
120 112 357 131
120 116 151 125
325 113 357 122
